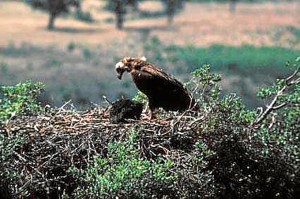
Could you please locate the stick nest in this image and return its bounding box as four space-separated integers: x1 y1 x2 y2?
0 103 203 197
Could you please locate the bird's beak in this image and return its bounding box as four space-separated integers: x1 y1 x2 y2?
117 71 124 80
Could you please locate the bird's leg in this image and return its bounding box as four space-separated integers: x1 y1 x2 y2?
148 103 156 120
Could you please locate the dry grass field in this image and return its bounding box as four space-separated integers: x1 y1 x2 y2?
0 0 299 107
0 1 299 48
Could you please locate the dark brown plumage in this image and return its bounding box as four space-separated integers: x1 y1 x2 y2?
115 57 198 119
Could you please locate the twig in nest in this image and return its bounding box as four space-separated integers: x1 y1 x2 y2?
57 100 72 113
102 95 112 105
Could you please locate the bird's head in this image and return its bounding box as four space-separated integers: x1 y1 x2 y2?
115 56 147 80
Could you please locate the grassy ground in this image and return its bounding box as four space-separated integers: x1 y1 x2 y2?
0 0 299 108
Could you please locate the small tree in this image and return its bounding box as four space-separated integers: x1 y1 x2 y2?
26 0 81 30
107 0 139 30
162 0 184 24
106 0 140 11
115 0 126 30
166 0 176 24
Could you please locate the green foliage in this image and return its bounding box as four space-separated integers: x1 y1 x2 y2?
186 64 257 128
0 134 25 166
0 81 44 121
132 91 147 104
0 133 26 198
256 58 300 124
164 44 300 74
186 64 222 102
253 58 299 156
192 73 254 130
70 130 176 198
257 59 299 100
25 0 82 29
25 0 81 13
192 60 299 198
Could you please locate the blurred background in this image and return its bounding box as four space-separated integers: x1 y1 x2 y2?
0 0 299 108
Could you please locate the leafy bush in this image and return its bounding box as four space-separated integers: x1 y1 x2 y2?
70 130 176 198
0 81 44 122
195 58 299 198
0 133 27 198
132 90 148 104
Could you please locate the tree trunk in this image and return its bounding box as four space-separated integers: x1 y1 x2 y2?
116 15 123 30
48 13 56 30
167 0 175 25
115 0 124 30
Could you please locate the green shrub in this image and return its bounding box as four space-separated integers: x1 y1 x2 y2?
0 81 44 121
70 130 176 198
0 133 27 198
196 58 299 198
132 90 148 104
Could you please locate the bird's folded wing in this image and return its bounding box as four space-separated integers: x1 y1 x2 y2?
141 64 185 88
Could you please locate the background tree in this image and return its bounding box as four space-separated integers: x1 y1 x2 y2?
114 0 126 30
166 0 176 24
107 0 141 30
25 0 81 30
162 0 185 24
107 0 184 29
107 0 141 11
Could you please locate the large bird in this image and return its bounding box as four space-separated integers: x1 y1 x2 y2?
115 57 198 119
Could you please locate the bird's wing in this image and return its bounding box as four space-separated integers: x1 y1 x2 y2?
140 64 186 89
